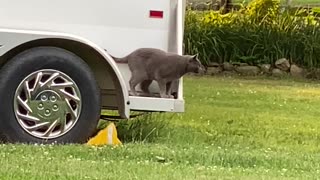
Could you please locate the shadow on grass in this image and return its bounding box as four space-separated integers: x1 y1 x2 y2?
97 112 175 143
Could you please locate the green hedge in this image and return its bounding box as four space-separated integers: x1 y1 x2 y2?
184 0 320 68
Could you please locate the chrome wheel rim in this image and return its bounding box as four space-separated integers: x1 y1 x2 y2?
14 69 82 139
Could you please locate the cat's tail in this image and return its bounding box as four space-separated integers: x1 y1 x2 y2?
109 54 128 64
104 49 128 63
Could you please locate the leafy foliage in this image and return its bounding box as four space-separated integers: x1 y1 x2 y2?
184 0 320 68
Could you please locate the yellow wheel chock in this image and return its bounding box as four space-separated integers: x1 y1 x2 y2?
87 122 122 146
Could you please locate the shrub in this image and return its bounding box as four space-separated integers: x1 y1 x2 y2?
184 0 320 68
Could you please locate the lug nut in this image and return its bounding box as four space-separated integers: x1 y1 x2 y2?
38 103 44 110
45 109 51 116
41 95 48 101
50 95 57 102
52 104 59 111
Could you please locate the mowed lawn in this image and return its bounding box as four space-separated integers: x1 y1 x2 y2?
2 75 320 179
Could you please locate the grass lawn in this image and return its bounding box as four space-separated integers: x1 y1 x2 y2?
2 75 320 179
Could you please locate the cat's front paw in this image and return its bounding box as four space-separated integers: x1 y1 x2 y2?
162 95 174 99
160 93 174 99
168 95 174 99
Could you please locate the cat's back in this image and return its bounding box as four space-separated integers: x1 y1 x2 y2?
126 48 169 69
129 48 167 60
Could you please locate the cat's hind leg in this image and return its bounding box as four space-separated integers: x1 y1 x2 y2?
129 71 146 96
140 80 153 97
129 78 139 96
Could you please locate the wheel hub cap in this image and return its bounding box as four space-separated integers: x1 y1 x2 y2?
14 69 82 139
31 90 64 122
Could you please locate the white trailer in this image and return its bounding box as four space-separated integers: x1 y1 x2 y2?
0 0 187 143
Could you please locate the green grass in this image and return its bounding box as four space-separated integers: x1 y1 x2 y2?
2 75 320 179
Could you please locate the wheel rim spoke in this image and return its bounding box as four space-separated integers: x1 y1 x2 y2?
17 96 33 113
59 89 80 102
14 69 82 139
59 117 66 132
65 99 77 119
43 120 58 137
51 82 74 88
25 121 50 131
23 81 32 100
32 72 43 96
17 112 40 122
41 72 59 88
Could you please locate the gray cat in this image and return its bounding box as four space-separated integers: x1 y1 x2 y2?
111 48 204 98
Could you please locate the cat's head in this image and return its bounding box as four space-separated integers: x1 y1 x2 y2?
186 54 205 74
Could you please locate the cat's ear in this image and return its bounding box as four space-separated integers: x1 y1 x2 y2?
192 54 198 59
188 54 198 62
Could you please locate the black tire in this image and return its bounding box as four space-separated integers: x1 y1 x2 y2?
0 46 101 144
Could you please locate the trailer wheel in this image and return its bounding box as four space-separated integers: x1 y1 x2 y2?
0 47 101 144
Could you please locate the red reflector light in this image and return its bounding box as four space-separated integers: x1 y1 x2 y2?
150 10 163 18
